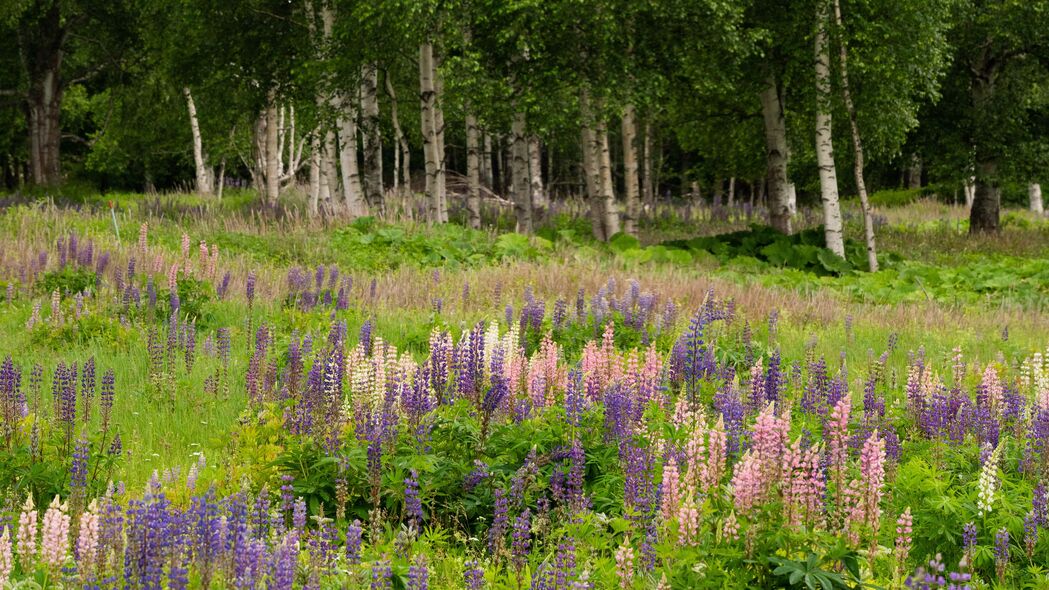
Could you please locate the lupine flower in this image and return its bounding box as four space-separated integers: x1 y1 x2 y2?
905 553 971 590
845 431 885 546
345 520 363 565
408 554 429 590
614 538 634 589
405 469 423 528
371 556 393 590
896 507 913 567
0 527 12 585
1024 511 1038 558
995 527 1009 583
677 500 701 546
15 495 37 570
39 496 70 571
722 512 740 541
962 521 977 563
731 451 764 515
464 559 485 589
77 499 100 574
488 488 508 554
511 508 531 572
660 460 680 522
976 441 1002 517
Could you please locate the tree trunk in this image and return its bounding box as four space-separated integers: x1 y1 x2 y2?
964 177 975 208
183 88 213 195
263 94 281 206
969 52 1000 234
528 134 546 220
419 42 440 222
1030 183 1044 215
511 112 532 232
309 133 321 215
336 100 366 216
466 112 482 228
833 0 878 270
642 120 655 208
713 176 723 208
481 132 493 189
907 155 922 189
433 56 448 222
621 105 640 235
24 3 64 186
216 156 226 200
597 117 620 238
814 0 845 257
580 91 608 240
760 75 793 234
360 63 383 211
728 177 736 208
970 159 1000 233
384 74 410 195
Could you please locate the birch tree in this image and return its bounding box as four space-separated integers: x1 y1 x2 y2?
814 0 845 257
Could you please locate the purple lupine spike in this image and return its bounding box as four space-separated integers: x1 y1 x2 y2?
371 556 393 590
407 554 429 590
404 469 423 528
488 488 509 553
217 272 231 300
345 519 363 565
511 508 531 573
246 272 257 307
464 560 485 590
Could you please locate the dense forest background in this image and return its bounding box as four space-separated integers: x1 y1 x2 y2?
1 0 1047 240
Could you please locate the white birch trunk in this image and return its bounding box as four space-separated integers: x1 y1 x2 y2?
419 42 440 222
580 91 606 240
384 74 411 195
597 117 620 237
360 63 383 210
760 76 793 234
833 0 878 270
621 104 640 236
1030 183 1044 215
907 155 922 189
433 57 448 222
964 177 976 208
466 112 482 228
815 0 845 257
481 132 493 189
511 111 532 232
263 93 281 206
183 87 213 195
528 135 546 214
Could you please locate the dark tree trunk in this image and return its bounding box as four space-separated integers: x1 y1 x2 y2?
22 3 65 186
970 158 1000 233
969 48 1000 234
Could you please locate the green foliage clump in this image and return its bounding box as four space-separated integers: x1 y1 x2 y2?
36 267 96 297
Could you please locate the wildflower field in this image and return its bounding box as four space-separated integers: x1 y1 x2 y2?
1 196 1049 590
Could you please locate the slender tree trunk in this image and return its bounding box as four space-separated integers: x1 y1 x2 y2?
597 116 620 237
260 93 281 207
419 42 441 222
466 112 482 228
528 135 546 220
580 91 607 240
907 155 922 189
496 136 506 196
384 74 410 195
433 56 448 222
24 3 64 186
728 177 736 208
964 177 976 208
621 105 640 235
183 88 213 195
510 112 532 232
833 0 878 270
760 75 793 234
713 176 723 208
216 157 226 200
336 98 366 216
360 63 383 211
309 134 321 215
642 120 655 208
815 0 845 257
481 132 493 189
1030 183 1044 215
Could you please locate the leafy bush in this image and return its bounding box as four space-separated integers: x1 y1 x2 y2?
36 267 96 297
